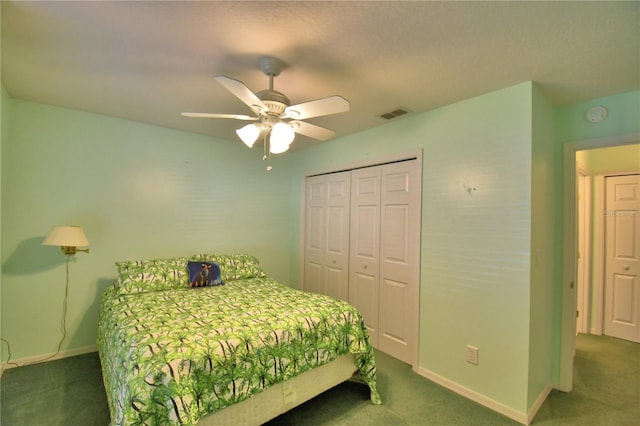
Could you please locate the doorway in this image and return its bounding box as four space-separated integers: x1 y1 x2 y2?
560 135 640 391
575 165 640 340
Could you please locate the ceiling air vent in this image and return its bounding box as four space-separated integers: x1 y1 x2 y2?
379 107 410 120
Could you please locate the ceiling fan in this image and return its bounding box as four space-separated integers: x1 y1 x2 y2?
182 57 350 169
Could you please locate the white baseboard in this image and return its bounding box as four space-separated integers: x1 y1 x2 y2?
1 344 97 375
416 366 530 425
527 385 552 425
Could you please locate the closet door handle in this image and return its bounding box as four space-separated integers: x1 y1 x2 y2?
363 264 368 269
623 265 630 271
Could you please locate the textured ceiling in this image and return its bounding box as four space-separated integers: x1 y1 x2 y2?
2 1 639 150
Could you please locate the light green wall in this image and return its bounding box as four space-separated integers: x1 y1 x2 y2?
528 84 557 407
290 82 536 413
1 97 294 360
556 90 640 143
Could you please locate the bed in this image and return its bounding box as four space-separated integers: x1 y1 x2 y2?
97 253 381 425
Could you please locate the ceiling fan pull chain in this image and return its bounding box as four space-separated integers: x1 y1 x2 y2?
261 132 272 170
262 133 268 161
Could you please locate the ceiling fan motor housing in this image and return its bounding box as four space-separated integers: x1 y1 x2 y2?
255 57 291 115
256 90 290 115
259 57 285 77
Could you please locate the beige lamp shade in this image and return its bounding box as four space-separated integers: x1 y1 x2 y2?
43 226 89 254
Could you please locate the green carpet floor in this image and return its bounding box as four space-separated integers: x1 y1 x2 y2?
1 334 637 425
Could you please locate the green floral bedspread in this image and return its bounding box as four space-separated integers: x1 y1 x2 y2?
97 277 381 425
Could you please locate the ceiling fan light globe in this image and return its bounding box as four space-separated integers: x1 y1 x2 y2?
269 138 290 154
271 122 295 145
236 124 260 148
269 123 295 154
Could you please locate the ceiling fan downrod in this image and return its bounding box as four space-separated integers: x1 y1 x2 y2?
256 57 290 112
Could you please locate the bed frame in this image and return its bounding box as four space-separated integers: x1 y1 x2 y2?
197 354 358 424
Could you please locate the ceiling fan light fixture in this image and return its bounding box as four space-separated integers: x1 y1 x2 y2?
183 57 350 167
272 122 295 143
236 123 261 147
269 122 295 154
269 138 290 154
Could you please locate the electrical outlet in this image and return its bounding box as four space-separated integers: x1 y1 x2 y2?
466 345 479 365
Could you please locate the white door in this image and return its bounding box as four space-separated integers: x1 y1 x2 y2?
349 166 381 346
378 160 421 364
304 172 351 301
305 175 326 295
604 174 640 343
324 172 351 301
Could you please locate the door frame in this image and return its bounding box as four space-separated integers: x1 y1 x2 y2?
576 167 592 335
559 132 640 391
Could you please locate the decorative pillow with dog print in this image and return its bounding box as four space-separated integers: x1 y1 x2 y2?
187 261 224 288
189 253 266 281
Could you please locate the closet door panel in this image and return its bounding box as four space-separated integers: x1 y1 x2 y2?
353 206 378 256
307 207 324 252
349 166 381 343
304 262 323 295
351 271 379 346
304 172 350 301
381 204 411 282
327 206 348 255
379 161 421 364
381 278 407 343
305 176 326 294
325 265 349 302
324 172 351 301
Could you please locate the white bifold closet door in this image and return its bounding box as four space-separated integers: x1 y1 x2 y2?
349 166 382 346
349 161 420 364
304 171 351 302
304 159 421 365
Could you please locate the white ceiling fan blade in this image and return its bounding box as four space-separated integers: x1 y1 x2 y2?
181 112 258 120
290 120 336 141
214 76 268 114
284 96 350 120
